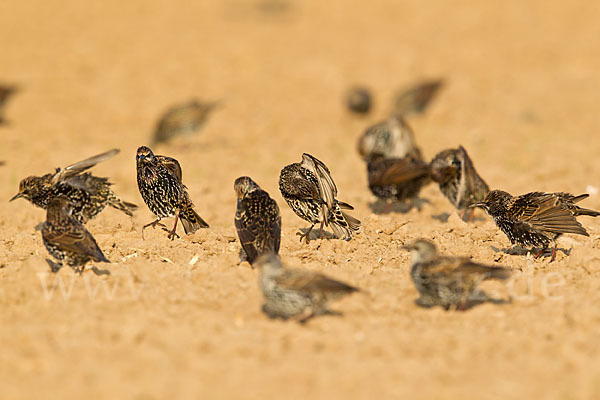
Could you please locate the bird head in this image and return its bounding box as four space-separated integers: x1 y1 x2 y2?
10 176 41 202
136 146 155 164
402 239 437 263
429 149 460 183
46 195 75 217
234 176 260 199
254 253 283 274
469 190 511 216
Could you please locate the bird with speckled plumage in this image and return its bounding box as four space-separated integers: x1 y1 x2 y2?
471 190 600 261
279 153 360 242
403 239 510 310
42 196 109 274
136 146 209 240
234 176 281 266
152 99 218 145
10 149 137 223
256 253 359 323
430 145 489 221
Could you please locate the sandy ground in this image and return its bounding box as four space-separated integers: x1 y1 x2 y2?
1 0 600 398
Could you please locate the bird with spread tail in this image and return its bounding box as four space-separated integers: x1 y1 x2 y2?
255 253 359 323
393 79 444 116
471 190 600 261
10 149 137 223
136 146 209 239
234 176 281 266
358 115 422 161
403 239 511 310
152 99 218 145
42 196 109 274
279 153 361 242
430 145 489 221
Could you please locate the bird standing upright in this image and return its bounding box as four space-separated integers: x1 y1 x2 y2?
42 196 109 274
234 176 281 265
10 149 137 223
279 153 361 242
255 253 359 323
136 146 209 239
471 190 600 261
430 145 489 221
403 239 510 310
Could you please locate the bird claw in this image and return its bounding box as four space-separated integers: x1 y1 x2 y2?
141 220 167 239
296 231 310 244
165 229 180 240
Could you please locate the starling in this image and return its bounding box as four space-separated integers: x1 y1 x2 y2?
393 79 443 116
0 85 18 124
367 156 430 203
403 239 510 310
279 153 361 242
42 196 109 274
345 87 372 114
152 99 218 145
430 145 489 221
10 149 137 223
471 190 600 261
136 146 209 239
358 115 422 161
234 176 281 265
255 253 359 322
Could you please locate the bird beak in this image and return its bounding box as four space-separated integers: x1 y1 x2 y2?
400 245 412 251
9 192 23 202
469 202 484 208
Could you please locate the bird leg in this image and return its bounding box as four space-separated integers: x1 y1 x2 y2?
534 248 546 260
297 224 315 243
467 208 475 222
317 219 326 239
550 244 558 262
165 214 181 240
142 219 167 239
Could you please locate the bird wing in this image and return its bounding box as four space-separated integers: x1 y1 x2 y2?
155 155 183 181
235 193 281 262
43 222 107 262
300 153 337 212
274 268 357 295
457 146 489 205
513 193 588 236
64 172 111 190
394 79 444 115
368 158 429 186
282 175 322 200
54 149 120 183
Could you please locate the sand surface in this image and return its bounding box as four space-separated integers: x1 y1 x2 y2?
1 0 600 399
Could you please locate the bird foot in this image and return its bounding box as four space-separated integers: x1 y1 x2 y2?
45 259 62 273
142 220 167 239
160 226 180 240
296 227 314 244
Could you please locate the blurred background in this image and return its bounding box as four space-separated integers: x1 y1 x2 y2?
1 0 600 399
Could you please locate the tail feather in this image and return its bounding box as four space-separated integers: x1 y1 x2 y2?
180 207 210 234
328 201 361 240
